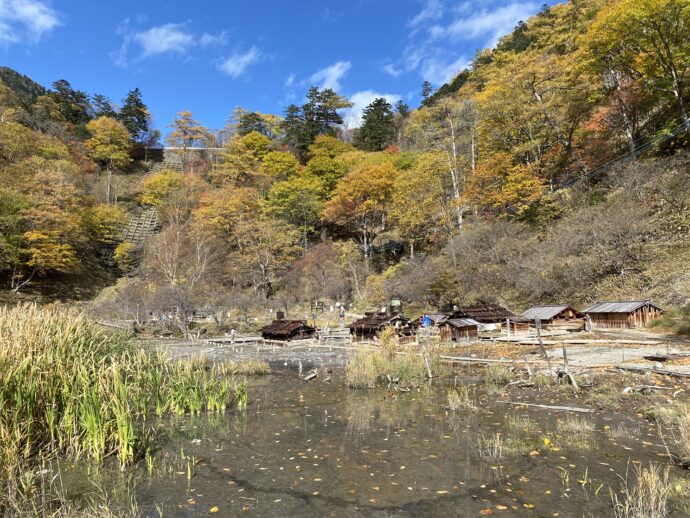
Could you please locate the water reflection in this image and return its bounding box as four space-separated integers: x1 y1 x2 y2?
55 370 687 517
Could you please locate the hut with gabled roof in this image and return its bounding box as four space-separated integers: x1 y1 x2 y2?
449 303 529 333
582 300 663 329
439 318 480 342
522 304 585 331
259 320 316 341
348 312 410 342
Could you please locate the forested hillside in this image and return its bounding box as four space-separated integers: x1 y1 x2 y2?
1 0 689 329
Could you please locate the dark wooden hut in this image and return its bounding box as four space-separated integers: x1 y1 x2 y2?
259 320 316 341
583 301 664 329
348 312 409 342
450 304 530 333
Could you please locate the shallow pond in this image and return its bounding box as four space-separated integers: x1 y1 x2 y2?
58 368 689 517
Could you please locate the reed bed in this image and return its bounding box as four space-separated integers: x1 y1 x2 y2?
0 304 247 515
345 328 439 388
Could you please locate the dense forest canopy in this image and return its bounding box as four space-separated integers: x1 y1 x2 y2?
1 0 690 331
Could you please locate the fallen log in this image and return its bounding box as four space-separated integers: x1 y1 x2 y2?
440 355 518 364
499 401 593 413
616 365 690 379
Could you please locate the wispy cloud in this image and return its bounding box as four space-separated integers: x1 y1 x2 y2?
134 23 195 58
344 90 401 129
217 45 262 78
112 20 261 78
391 0 540 86
429 2 538 47
200 31 228 47
0 0 61 44
409 0 444 27
382 63 402 78
309 60 351 91
284 73 295 87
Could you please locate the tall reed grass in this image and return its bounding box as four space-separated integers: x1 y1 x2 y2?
0 304 248 515
345 328 440 388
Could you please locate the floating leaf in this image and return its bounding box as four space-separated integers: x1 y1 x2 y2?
210 507 220 513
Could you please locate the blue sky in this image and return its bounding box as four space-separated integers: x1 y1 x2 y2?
1 0 549 133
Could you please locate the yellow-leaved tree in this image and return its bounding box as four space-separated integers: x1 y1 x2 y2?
585 0 690 128
390 153 447 257
85 116 132 204
463 152 546 219
324 162 397 260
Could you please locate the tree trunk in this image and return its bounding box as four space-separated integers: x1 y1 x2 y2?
106 167 113 204
609 68 637 155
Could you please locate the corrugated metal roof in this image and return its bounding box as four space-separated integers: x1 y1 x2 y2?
447 318 480 328
522 305 571 321
583 300 662 314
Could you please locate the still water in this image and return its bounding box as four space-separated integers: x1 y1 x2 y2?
59 367 688 517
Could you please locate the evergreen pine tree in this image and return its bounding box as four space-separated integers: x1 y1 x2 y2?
353 98 395 151
119 88 150 142
92 94 117 119
421 80 434 105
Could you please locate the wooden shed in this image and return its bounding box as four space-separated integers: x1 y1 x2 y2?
521 305 585 331
582 301 664 329
348 312 409 342
439 318 479 342
259 320 316 341
450 304 530 333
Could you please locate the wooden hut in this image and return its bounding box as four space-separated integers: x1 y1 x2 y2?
583 301 664 329
259 320 316 341
450 304 530 333
348 312 409 342
439 318 479 342
522 305 585 331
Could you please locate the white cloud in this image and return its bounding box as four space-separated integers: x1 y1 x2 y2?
429 1 538 46
309 60 351 91
383 63 402 78
409 0 444 27
112 21 250 72
218 45 262 78
200 31 228 47
284 73 295 87
420 55 469 85
396 0 541 86
0 0 60 44
343 90 402 129
134 23 195 58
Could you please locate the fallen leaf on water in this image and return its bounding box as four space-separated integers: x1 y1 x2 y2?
209 507 220 513
480 510 494 515
496 505 508 510
523 503 535 509
436 490 448 494
186 499 196 504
